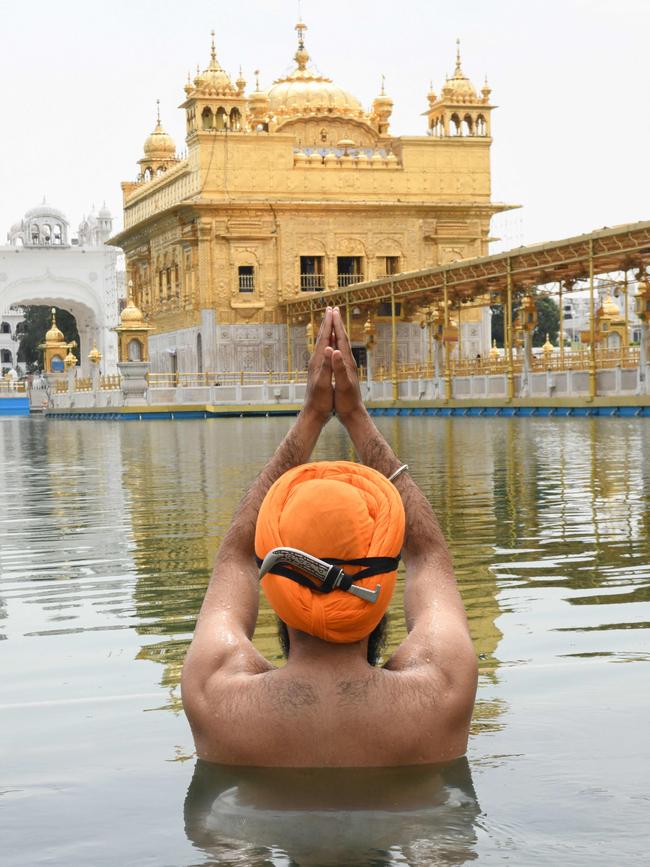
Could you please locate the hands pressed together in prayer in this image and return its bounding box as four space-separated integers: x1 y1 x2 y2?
304 306 364 426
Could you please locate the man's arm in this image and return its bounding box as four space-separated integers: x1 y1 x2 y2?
182 309 336 694
330 309 476 682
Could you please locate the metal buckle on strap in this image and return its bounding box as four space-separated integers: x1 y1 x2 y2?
259 547 381 604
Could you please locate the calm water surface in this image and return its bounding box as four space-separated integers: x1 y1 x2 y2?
1 416 649 866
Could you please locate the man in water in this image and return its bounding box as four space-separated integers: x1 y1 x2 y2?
182 307 477 766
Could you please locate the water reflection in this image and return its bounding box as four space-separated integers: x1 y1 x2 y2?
2 416 650 864
184 758 480 866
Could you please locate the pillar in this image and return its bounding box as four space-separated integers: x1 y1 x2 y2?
390 283 398 401
505 259 514 401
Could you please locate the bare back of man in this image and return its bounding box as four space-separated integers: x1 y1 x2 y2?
184 638 476 767
182 307 477 768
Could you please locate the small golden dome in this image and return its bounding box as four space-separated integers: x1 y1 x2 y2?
373 75 393 108
598 294 621 319
45 308 64 343
542 334 554 354
64 348 77 368
120 283 145 326
489 338 499 360
440 40 478 102
88 345 102 364
193 32 238 96
143 102 176 159
120 299 145 326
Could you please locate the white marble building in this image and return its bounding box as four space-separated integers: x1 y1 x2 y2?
0 202 122 374
0 306 24 375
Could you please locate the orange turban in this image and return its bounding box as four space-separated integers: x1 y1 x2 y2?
255 461 405 644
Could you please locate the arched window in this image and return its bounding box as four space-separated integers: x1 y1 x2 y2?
144 167 153 181
230 107 242 131
1 322 11 334
450 113 461 136
31 224 40 243
197 333 203 373
201 107 214 130
42 223 52 243
127 339 142 361
1 349 12 362
215 107 227 130
462 114 473 136
53 224 62 244
476 115 487 136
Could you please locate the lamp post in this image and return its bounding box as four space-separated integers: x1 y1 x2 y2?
364 313 375 398
88 344 102 394
64 343 78 395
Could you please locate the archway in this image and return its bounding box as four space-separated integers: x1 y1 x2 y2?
0 275 117 375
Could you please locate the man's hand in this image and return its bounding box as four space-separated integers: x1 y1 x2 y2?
331 307 364 424
304 307 335 424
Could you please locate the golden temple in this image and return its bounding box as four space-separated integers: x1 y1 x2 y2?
110 22 512 374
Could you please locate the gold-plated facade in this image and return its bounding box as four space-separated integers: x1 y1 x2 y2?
110 22 511 372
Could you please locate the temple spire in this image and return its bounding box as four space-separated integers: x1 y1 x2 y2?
455 38 463 76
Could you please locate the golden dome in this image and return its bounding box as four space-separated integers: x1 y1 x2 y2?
45 308 64 344
542 334 554 354
88 345 102 364
120 299 145 326
440 40 478 102
598 294 621 319
268 22 365 121
143 102 176 159
192 32 238 96
120 283 145 327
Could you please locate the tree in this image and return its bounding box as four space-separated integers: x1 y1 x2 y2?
490 296 560 347
17 306 80 370
532 296 560 347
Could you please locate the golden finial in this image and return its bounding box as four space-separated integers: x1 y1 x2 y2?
294 18 310 69
156 99 160 123
210 30 217 64
380 74 386 96
295 19 307 46
254 68 260 90
455 38 463 76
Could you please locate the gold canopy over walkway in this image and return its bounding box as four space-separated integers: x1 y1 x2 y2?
281 220 650 401
281 220 650 314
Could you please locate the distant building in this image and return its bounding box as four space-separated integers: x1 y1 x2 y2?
0 306 24 375
561 281 642 345
111 24 514 374
0 201 122 374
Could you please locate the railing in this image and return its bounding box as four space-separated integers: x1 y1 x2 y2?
337 273 363 288
367 347 643 382
147 370 310 389
0 380 26 393
100 375 122 390
238 274 255 292
300 274 325 291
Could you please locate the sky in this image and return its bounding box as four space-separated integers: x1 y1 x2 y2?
1 0 648 252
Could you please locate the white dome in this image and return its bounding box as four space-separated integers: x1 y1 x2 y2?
24 201 68 224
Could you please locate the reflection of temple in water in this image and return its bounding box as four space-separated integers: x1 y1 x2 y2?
120 419 294 703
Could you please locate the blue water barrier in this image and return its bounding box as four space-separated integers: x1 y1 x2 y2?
0 396 30 417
